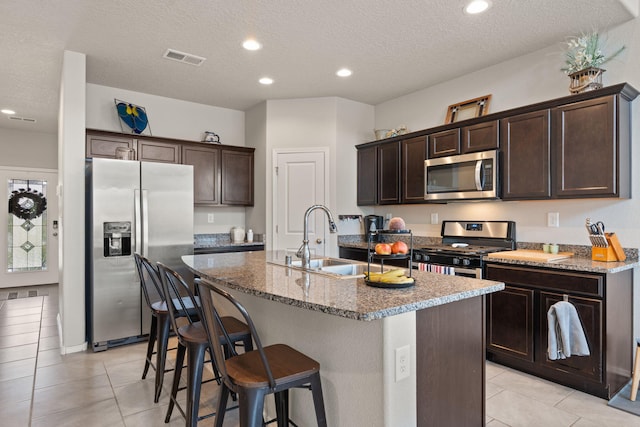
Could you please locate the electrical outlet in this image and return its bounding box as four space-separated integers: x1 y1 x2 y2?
207 213 215 223
547 212 559 227
385 213 392 220
430 213 438 224
395 345 410 382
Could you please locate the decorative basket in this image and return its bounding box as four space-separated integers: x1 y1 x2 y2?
568 67 604 94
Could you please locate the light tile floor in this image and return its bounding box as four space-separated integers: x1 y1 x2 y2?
1 286 639 426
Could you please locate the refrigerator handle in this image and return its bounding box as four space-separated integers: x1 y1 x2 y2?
142 189 149 256
134 189 142 255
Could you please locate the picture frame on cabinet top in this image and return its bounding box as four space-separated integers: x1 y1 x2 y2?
445 95 491 123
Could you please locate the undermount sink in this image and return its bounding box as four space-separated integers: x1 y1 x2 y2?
269 256 398 279
289 257 354 269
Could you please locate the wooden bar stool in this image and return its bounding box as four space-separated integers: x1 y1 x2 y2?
631 339 640 401
195 277 327 427
158 262 252 427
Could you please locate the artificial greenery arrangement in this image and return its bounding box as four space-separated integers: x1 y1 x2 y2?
563 31 625 74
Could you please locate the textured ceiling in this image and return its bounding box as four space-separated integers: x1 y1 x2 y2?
0 0 635 133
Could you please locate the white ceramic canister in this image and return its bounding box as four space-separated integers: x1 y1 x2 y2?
231 227 245 243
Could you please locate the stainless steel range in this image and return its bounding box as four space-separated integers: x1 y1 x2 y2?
412 220 516 278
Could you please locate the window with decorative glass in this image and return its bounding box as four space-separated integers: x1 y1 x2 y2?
7 179 48 272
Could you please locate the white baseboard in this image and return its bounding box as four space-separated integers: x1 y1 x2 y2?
56 313 88 354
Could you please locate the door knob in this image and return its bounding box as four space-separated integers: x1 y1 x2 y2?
316 238 323 244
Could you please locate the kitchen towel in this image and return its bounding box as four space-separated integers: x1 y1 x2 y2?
417 263 455 275
547 301 590 360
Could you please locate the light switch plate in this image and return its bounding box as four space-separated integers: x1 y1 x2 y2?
207 213 215 223
431 213 438 224
547 212 559 227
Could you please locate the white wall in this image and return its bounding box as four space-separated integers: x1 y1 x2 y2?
85 83 247 234
86 84 245 146
58 51 87 353
245 101 267 235
335 98 375 235
246 97 374 253
0 127 57 169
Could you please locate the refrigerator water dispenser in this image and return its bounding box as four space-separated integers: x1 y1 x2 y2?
103 222 132 257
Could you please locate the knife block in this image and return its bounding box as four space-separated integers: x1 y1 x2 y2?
591 232 626 262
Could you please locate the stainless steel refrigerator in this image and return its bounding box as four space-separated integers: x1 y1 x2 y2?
85 157 193 351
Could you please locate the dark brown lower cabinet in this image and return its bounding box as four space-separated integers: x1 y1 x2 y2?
487 286 534 362
539 292 602 382
417 296 485 426
486 263 632 399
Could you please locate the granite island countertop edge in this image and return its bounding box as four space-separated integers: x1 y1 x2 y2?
182 252 504 321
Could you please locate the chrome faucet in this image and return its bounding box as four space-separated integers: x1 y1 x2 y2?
296 204 338 269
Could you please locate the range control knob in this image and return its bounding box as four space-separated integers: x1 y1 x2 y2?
453 257 460 265
422 254 430 262
462 258 471 266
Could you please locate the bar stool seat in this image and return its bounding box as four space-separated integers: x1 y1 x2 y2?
630 339 640 401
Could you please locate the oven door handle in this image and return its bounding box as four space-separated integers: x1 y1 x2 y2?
475 160 483 190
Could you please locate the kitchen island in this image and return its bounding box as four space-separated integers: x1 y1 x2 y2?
183 251 505 426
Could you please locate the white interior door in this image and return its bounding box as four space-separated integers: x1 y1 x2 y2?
274 149 328 255
0 167 59 288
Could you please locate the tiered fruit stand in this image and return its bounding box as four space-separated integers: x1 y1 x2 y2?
365 229 415 288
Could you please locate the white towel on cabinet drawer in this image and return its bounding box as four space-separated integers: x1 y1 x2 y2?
547 300 590 360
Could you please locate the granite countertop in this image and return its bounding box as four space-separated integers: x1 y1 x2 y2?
338 236 639 274
181 251 504 321
194 233 264 249
483 253 639 274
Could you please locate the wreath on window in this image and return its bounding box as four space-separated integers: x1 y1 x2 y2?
8 189 47 220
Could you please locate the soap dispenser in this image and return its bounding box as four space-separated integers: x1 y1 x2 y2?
246 229 253 243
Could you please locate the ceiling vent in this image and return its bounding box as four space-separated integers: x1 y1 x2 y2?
8 116 36 123
163 49 206 66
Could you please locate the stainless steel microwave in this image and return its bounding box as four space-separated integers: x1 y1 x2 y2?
424 150 499 201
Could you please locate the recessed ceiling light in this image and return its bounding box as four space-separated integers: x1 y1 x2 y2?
259 77 274 85
1 109 16 115
464 0 491 14
336 68 352 77
243 39 262 51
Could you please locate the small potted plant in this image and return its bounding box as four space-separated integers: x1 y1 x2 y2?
563 31 624 94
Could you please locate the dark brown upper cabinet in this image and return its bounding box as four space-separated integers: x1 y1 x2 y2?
462 120 499 153
182 145 255 207
137 139 181 163
553 95 626 198
182 145 220 205
428 128 459 158
501 110 551 200
357 145 378 206
401 136 428 203
86 132 135 159
356 83 636 205
378 141 401 204
221 148 254 206
86 129 254 207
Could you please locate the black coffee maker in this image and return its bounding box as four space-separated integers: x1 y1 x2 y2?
364 215 384 242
